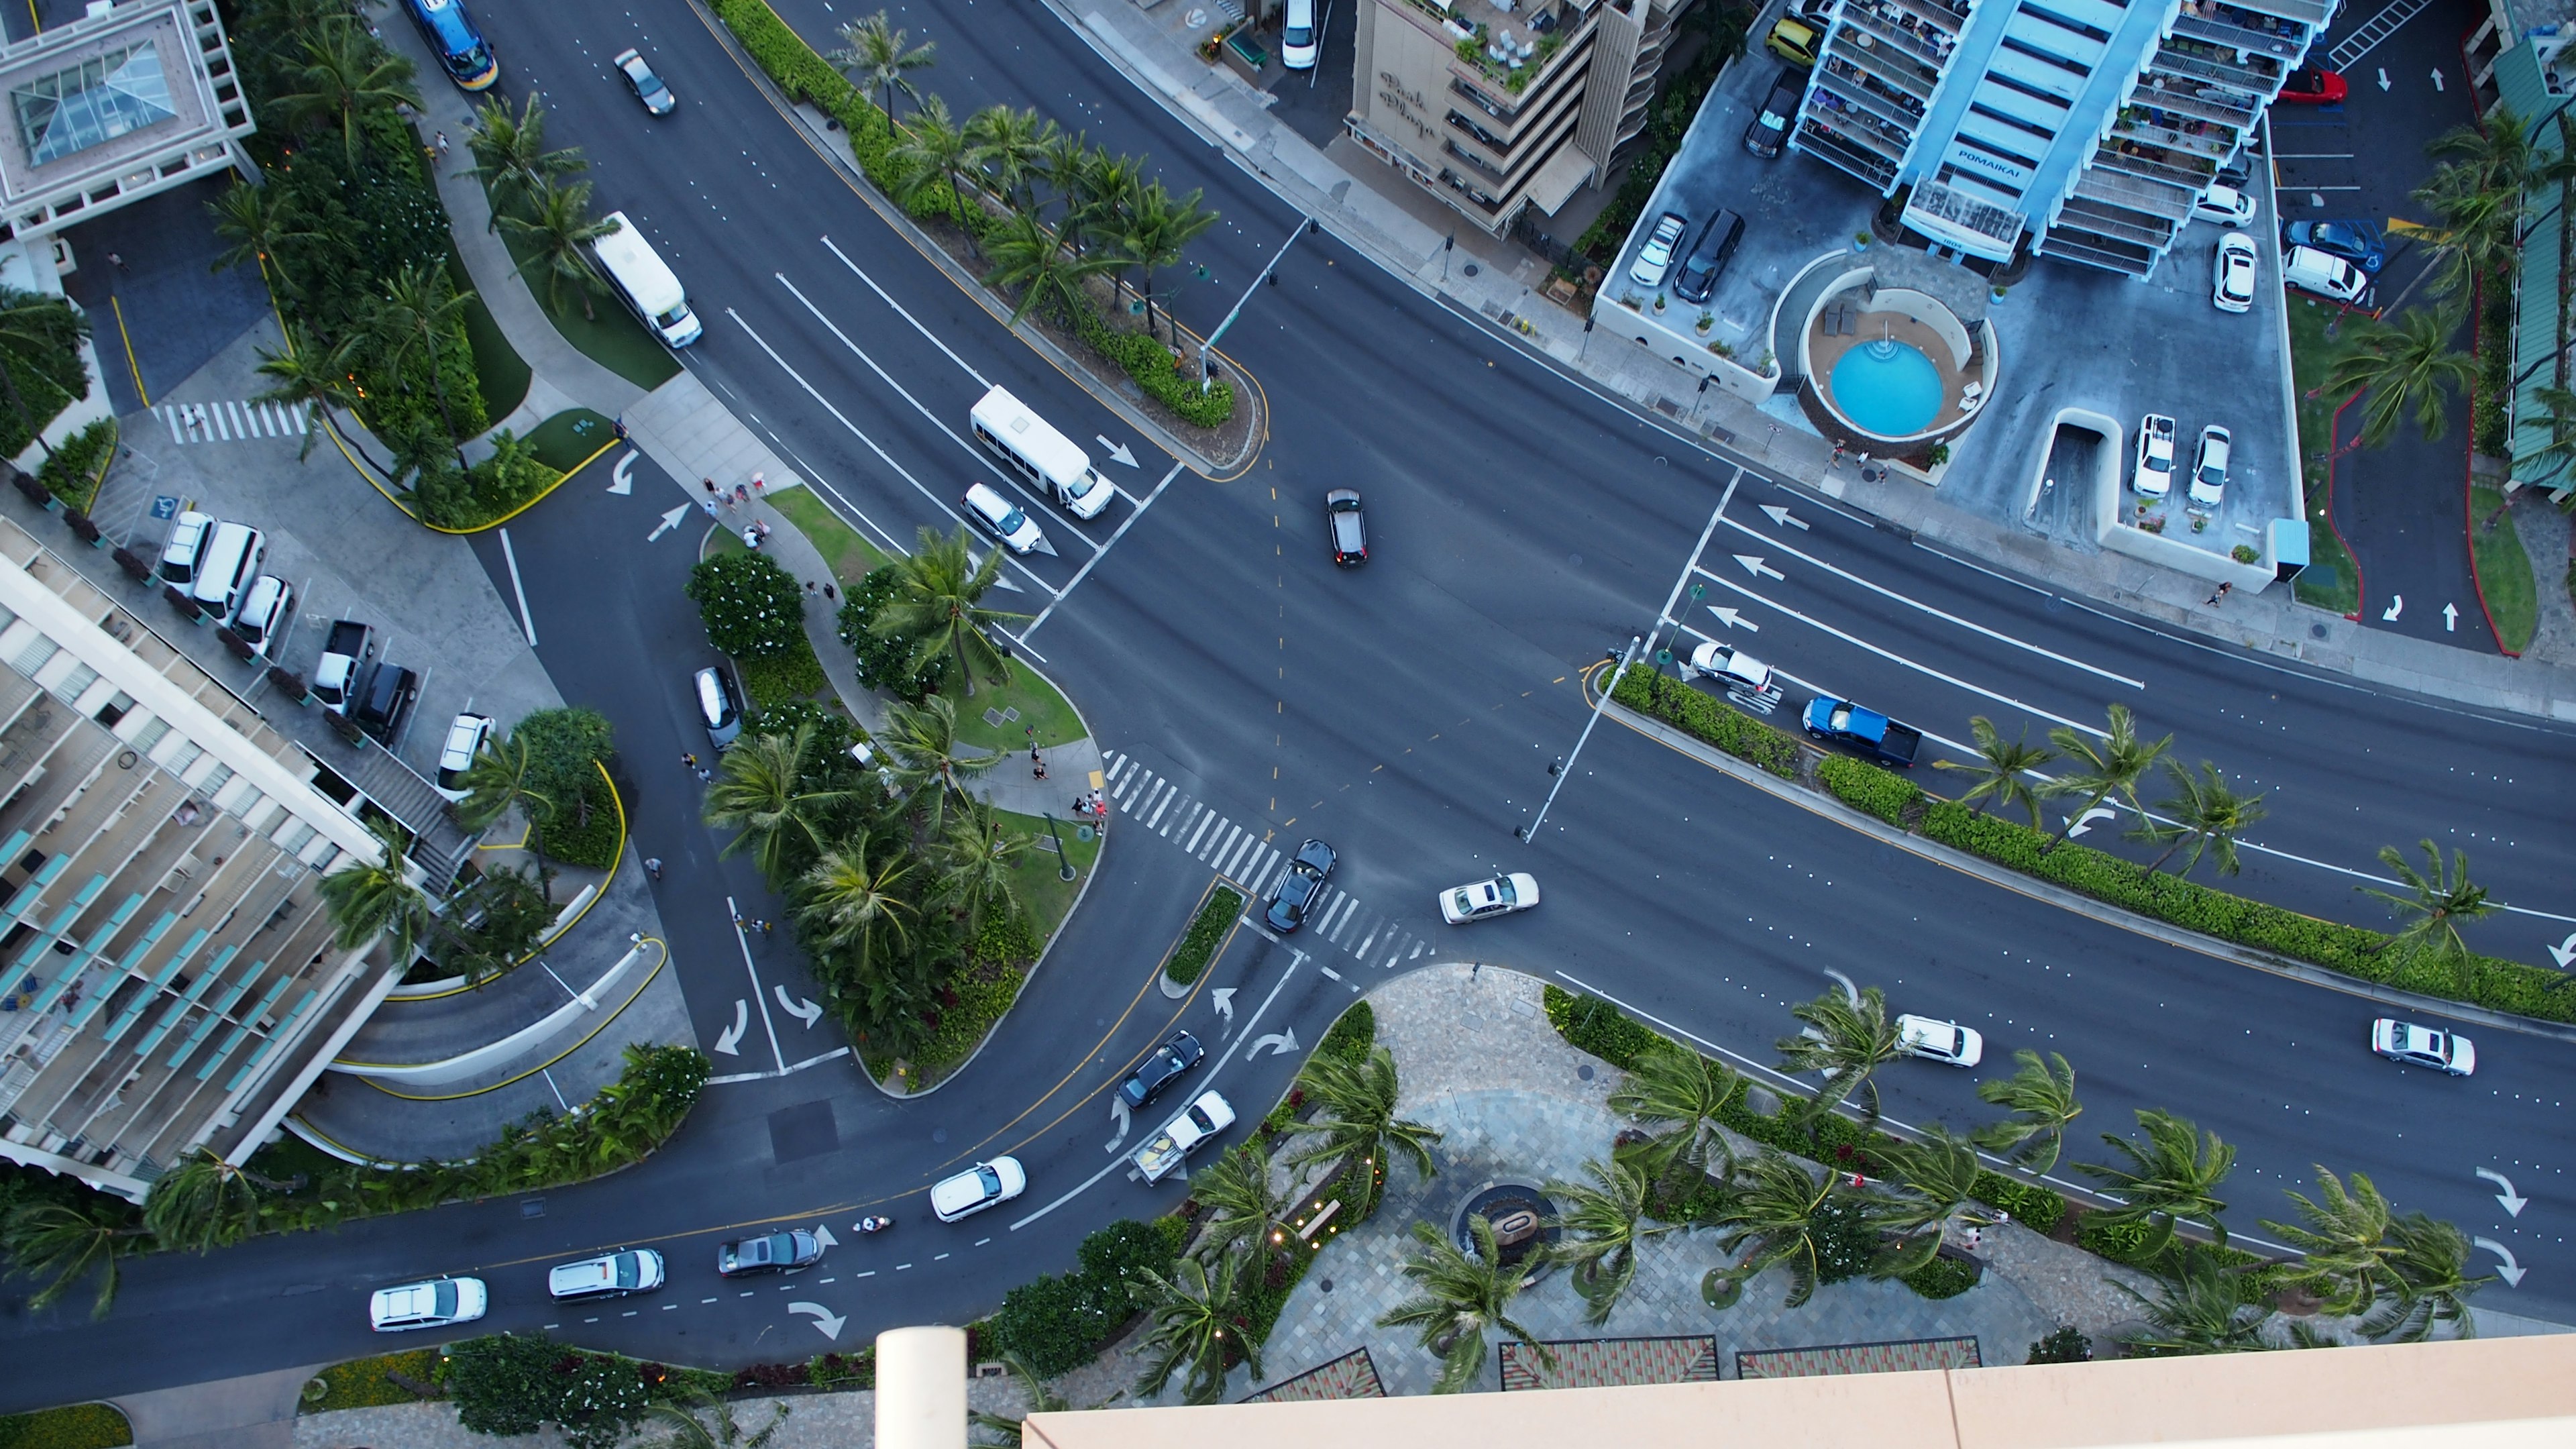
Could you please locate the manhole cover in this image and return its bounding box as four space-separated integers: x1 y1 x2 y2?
1320 1278 1334 1293
1577 1064 1594 1080
1463 262 1480 277
932 1128 949 1144
2311 623 2329 640
520 1198 546 1218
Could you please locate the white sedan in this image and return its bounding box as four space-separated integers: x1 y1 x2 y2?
2212 231 2257 313
1894 1014 1983 1067
1440 873 1540 924
2192 183 2256 227
2371 1018 2475 1076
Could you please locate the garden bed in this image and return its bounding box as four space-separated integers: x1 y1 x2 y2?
1161 883 1245 987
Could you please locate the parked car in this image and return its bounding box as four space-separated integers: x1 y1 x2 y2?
930 1157 1026 1222
434 712 494 802
313 620 375 716
354 663 420 747
2277 66 2349 105
962 482 1047 556
1263 838 1337 933
2212 231 2257 313
2192 184 2256 227
2190 424 2231 508
1801 695 1922 766
1134 1091 1235 1183
613 47 676 115
230 575 292 659
1744 68 1806 158
1627 212 1687 287
1765 15 1820 67
370 1276 486 1332
1439 872 1540 924
2371 1018 2475 1076
1281 0 1319 70
1119 1030 1205 1110
1688 640 1782 705
2282 219 2385 274
157 510 214 588
549 1248 666 1302
717 1230 823 1277
694 665 742 750
1895 1014 1984 1067
1325 488 1367 566
1670 209 1746 304
2282 244 2367 304
2133 414 2178 498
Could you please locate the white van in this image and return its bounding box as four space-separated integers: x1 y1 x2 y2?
2281 245 2366 305
969 386 1112 520
593 211 702 347
191 522 265 623
158 510 214 588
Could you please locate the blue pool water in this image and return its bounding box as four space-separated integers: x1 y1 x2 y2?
1829 339 1943 437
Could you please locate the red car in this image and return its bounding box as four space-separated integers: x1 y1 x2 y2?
2277 67 2348 105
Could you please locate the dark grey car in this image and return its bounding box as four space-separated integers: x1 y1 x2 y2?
1326 488 1367 566
1264 839 1337 933
1120 1031 1206 1109
1745 68 1805 158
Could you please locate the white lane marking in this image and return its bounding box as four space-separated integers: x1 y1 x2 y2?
727 894 788 1074
1355 924 1380 957
1205 822 1238 863
1022 460 1188 641
1148 790 1177 828
819 235 994 386
856 1271 876 1278
1719 511 2144 688
722 308 1060 598
1224 833 1261 878
497 528 538 647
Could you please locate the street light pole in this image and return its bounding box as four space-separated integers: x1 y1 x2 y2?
1043 812 1077 881
1199 217 1314 392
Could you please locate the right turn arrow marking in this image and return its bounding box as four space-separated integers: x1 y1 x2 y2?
788 1302 847 1339
2473 1237 2526 1286
2477 1168 2528 1218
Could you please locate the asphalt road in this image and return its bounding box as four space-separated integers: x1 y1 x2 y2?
5 0 2575 1403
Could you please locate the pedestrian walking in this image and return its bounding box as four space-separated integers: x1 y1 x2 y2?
734 482 751 504
744 525 763 551
614 417 631 443
806 580 818 595
643 857 663 881
107 252 127 272
823 582 837 602
703 478 718 497
434 130 449 159
2206 581 2233 606
700 498 720 521
1033 757 1049 781
696 765 714 783
754 919 772 935
751 471 767 498
682 751 699 771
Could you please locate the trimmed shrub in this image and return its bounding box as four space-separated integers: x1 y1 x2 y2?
2027 1326 2093 1364
1318 1000 1375 1061
1819 753 1918 824
1068 307 1235 429
1542 985 1658 1069
984 1218 1181 1375
1970 1170 2068 1235
1900 1252 1980 1299
299 1350 443 1413
2075 1210 2161 1265
737 648 827 710
1611 662 1803 777
1163 886 1242 985
0 1404 132 1449
1810 1196 1879 1284
686 551 808 659
837 567 940 702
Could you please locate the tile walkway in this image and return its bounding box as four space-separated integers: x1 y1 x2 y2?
1501 1335 1719 1391
1736 1336 1982 1379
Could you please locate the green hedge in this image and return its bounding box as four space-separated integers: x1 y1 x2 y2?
533 774 621 869
1068 305 1236 429
300 1349 443 1413
0 1405 131 1449
1971 1170 2068 1236
2075 1211 2160 1265
1900 1252 1980 1300
37 419 115 511
1542 983 1659 1069
985 1219 1186 1375
910 966 1024 1077
1611 663 1803 777
1819 753 1917 824
1319 1000 1375 1061
1163 885 1243 985
739 646 827 711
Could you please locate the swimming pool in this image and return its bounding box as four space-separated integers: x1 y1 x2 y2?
1828 338 1944 438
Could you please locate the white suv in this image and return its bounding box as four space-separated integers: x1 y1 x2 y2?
369 1275 486 1332
1895 1014 1983 1067
930 1156 1026 1222
962 482 1046 556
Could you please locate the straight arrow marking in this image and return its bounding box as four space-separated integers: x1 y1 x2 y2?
1095 435 1139 467
2443 602 2459 633
2476 1168 2528 1218
1733 554 1785 580
647 504 690 541
1708 605 1759 632
1758 504 1809 531
812 1224 839 1248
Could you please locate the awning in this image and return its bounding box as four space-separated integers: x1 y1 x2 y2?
1525 146 1593 216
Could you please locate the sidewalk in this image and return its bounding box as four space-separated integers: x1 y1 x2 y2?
1054 1 2576 724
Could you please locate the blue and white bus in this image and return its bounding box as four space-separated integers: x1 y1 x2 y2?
403 0 499 91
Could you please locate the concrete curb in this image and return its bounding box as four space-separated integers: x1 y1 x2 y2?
1600 699 2576 1044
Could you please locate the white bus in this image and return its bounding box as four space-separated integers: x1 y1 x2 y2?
969 386 1112 519
592 211 702 347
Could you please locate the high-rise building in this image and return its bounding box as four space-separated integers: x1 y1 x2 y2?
1792 0 2331 275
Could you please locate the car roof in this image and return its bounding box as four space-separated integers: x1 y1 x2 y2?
440 713 489 762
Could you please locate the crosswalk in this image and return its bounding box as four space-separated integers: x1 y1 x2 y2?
156 399 311 445
1102 751 1436 978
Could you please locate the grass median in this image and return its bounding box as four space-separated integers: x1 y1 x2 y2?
2469 484 2536 654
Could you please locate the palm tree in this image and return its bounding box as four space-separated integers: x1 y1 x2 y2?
451 731 551 835
1130 1252 1256 1405
1775 983 1902 1126
1545 1156 1684 1324
2042 703 2171 847
270 17 423 166
639 1389 788 1449
2359 840 2494 991
830 10 936 137
2320 307 2477 448
1189 1142 1291 1263
208 180 317 278
2113 1247 2269 1355
1036 128 1093 224
2078 1108 2236 1257
1070 150 1145 258
873 527 1028 696
985 209 1121 325
1377 1217 1552 1394
254 326 370 465
877 696 995 823
1973 1049 2082 1172
1 1197 143 1318
2365 1212 2491 1342
462 92 586 228
1282 1044 1442 1210
366 262 476 466
968 1354 1072 1447
143 1149 294 1252
1933 716 2054 828
966 105 1056 213
1604 1038 1736 1186
1116 182 1219 346
1868 1126 1986 1277
703 724 854 881
932 798 1028 936
316 818 431 963
2133 759 2265 877
2261 1166 2401 1318
796 839 914 975
0 287 89 460
890 95 975 223
499 180 616 321
1708 1150 1839 1308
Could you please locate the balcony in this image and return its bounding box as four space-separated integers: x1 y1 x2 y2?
2112 107 2239 162
2229 0 2334 26
1801 102 1911 163
2149 43 2282 93
2076 158 2196 219
2133 75 2258 127
1445 138 1507 181
1450 76 1520 122
2168 8 2306 63
1864 0 1971 38
1816 62 1927 131
1834 9 1953 69
2052 197 2176 250
1438 166 1505 213
1448 108 1514 152
1829 32 1939 100
2039 226 2156 275
1797 120 1903 187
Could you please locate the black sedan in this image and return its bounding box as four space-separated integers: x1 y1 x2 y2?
1119 1031 1206 1110
1326 488 1367 566
716 1230 822 1277
614 47 677 116
1263 839 1337 933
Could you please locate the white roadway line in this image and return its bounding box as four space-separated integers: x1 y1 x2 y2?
722 308 1061 598
1716 509 2144 689
727 895 788 1075
773 272 1099 555
1550 968 2304 1259
496 528 537 647
1008 949 1308 1233
1020 460 1187 641
1646 470 1738 639
818 235 992 388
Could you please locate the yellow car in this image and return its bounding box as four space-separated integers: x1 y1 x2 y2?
1766 17 1821 68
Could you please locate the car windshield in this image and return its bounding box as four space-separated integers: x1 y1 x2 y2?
1451 889 1473 912
615 1255 640 1288
432 1281 458 1316
1495 877 1517 905
1000 505 1029 533
2200 464 2224 484
976 1166 1001 1195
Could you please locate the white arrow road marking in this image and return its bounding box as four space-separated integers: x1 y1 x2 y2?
1095 435 1138 468
1250 1028 1301 1058
1733 554 1786 580
2443 603 2459 633
2549 932 2576 969
812 1224 839 1248
2381 594 2404 621
2431 67 2445 91
608 451 635 494
2477 1169 2528 1218
713 1000 749 1057
2065 807 2118 838
1211 986 1236 1036
1105 1097 1131 1153
2473 1237 2524 1285
1823 969 1860 1008
774 985 823 1026
647 504 691 541
2377 67 2390 91
1707 605 1759 632
788 1302 847 1339
1758 504 1810 531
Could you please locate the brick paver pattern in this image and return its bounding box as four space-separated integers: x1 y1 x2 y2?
1736 1336 1983 1379
1244 1347 1388 1402
1501 1335 1719 1391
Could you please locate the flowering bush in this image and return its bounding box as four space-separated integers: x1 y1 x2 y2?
686 552 808 660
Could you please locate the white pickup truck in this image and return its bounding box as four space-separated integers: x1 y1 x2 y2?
1133 1090 1234 1184
2133 414 2176 498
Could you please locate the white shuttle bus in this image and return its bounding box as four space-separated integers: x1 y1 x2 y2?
592 211 702 347
969 386 1113 520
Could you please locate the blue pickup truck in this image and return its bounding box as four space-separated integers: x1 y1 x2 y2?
1802 696 1923 767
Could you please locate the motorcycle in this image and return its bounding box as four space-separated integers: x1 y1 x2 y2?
858 1215 894 1234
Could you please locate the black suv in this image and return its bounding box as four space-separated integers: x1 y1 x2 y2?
354 664 420 746
1263 839 1337 933
1119 1030 1205 1110
1672 210 1746 304
1744 68 1805 158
